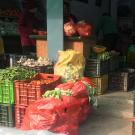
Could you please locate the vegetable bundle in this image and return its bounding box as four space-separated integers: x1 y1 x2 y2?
42 89 72 99
0 67 36 81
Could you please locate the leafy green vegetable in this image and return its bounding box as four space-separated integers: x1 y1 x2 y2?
0 67 36 82
42 89 72 99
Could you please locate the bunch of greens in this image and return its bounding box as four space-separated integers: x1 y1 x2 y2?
42 89 72 99
0 67 36 81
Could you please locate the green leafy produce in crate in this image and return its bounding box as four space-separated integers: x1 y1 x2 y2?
90 51 111 61
0 67 36 104
0 67 36 81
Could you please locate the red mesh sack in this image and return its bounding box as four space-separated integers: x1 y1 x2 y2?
64 20 76 36
76 21 92 37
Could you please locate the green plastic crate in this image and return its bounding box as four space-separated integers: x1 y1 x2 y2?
0 81 14 104
0 104 15 127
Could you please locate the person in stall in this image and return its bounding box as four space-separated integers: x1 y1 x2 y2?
18 0 46 54
64 1 78 23
96 13 119 51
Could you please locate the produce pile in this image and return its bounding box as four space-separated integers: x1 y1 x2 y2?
43 89 72 99
54 50 85 82
0 67 36 81
90 51 111 61
21 77 96 135
90 46 120 61
17 57 53 67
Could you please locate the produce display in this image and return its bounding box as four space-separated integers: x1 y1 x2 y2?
30 78 57 85
17 57 53 67
64 20 92 37
21 77 95 135
90 50 119 61
92 45 106 53
90 51 111 61
0 67 36 81
76 21 92 37
43 89 72 99
64 20 76 36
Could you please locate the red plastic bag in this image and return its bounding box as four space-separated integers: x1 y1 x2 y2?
76 21 92 37
71 81 88 98
21 96 81 135
56 82 74 90
56 81 88 98
81 77 96 88
78 98 93 123
21 98 61 130
52 96 81 135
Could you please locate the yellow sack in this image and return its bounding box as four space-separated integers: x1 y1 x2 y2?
54 50 85 82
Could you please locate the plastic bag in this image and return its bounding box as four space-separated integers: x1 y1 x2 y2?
71 81 88 98
76 21 92 37
21 96 81 135
21 98 61 130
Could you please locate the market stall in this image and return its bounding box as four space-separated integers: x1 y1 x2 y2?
0 0 135 135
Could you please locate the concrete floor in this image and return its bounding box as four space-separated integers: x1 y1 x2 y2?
80 91 133 135
0 91 133 135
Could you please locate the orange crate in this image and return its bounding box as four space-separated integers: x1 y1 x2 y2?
14 74 61 106
15 105 27 128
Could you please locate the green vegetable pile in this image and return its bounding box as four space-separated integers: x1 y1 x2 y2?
90 51 111 61
42 89 72 99
0 67 36 81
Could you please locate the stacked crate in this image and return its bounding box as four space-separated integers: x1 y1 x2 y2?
0 54 6 69
109 69 135 92
14 73 61 128
132 95 135 135
0 81 15 127
85 58 109 95
109 55 120 72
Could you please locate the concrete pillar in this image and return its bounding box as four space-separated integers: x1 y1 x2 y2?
47 0 64 60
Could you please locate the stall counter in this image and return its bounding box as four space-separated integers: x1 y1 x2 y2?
30 35 95 58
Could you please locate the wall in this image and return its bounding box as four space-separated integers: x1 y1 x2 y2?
0 0 20 9
111 0 134 21
70 0 109 31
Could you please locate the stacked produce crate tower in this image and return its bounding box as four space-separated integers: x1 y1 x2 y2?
14 73 61 128
0 67 36 127
0 54 61 128
85 45 110 95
